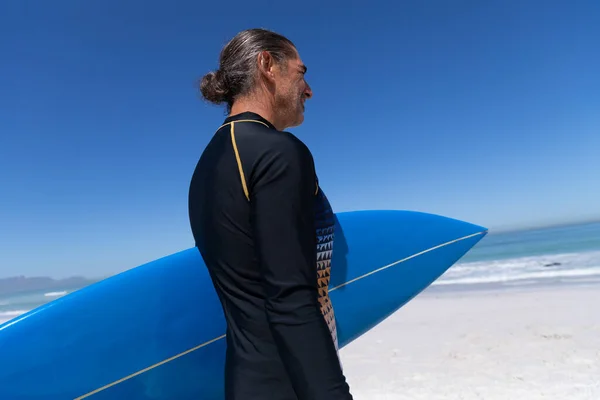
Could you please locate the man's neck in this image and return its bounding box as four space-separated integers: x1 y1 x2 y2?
230 96 284 131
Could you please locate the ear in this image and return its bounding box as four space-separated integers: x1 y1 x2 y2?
257 51 276 81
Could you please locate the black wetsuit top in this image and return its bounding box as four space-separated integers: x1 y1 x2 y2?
188 112 353 400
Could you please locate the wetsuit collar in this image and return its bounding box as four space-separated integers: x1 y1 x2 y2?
224 112 277 130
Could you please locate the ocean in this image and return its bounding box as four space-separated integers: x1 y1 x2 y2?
434 220 600 288
1 221 599 326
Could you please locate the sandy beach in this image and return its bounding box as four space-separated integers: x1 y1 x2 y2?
341 283 600 400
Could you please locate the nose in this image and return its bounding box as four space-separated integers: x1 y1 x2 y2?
304 82 313 99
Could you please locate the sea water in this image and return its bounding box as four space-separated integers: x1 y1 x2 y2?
1 221 599 326
0 289 72 325
435 221 600 288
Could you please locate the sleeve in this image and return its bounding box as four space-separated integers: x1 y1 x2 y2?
249 137 353 400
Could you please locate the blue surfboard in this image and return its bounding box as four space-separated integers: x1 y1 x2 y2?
0 210 487 399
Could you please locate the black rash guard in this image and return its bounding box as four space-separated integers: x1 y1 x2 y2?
188 112 352 400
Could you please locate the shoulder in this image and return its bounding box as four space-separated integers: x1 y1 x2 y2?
275 131 314 164
247 130 317 194
255 130 314 168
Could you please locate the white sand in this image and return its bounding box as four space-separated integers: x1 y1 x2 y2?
340 284 600 400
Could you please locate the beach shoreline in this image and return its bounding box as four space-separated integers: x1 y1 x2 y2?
341 281 600 399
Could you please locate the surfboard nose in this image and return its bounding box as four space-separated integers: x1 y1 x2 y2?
329 209 488 348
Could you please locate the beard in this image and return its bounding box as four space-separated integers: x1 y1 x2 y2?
274 87 304 128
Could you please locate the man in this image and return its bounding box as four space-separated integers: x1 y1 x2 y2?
188 28 353 400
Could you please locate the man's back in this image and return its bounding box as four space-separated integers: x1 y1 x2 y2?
189 112 350 399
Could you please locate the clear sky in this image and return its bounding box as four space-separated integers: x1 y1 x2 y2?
1 1 599 277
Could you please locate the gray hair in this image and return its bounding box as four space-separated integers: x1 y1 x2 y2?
199 28 297 113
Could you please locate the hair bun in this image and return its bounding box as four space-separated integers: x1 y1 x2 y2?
200 70 229 105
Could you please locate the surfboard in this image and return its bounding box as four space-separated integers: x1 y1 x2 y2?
0 210 487 400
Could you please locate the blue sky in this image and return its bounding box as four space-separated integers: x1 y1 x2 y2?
1 0 599 277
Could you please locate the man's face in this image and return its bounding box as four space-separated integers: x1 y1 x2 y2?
273 51 312 129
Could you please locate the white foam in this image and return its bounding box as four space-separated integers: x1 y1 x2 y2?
44 291 67 297
434 267 600 285
0 310 28 326
0 310 28 318
435 250 600 286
